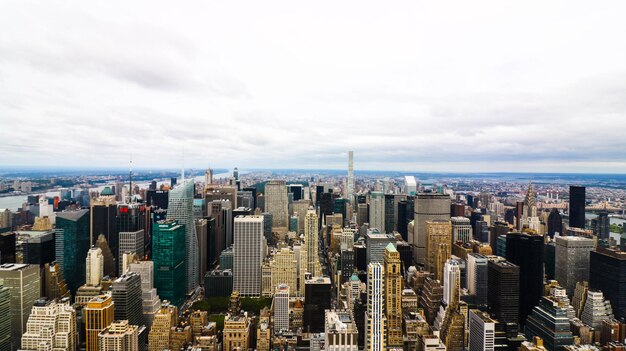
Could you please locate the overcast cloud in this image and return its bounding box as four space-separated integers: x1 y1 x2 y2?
1 0 626 173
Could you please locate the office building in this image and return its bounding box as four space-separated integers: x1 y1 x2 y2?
21 230 55 266
111 272 144 327
469 309 495 351
488 260 519 324
274 284 290 333
419 276 444 325
384 244 402 347
589 247 626 319
20 298 76 351
347 151 355 202
95 234 116 278
116 204 150 268
451 217 472 243
467 253 489 309
127 260 160 327
524 296 574 351
90 189 117 249
148 303 178 351
118 230 144 273
167 179 199 292
366 229 395 265
42 262 70 300
547 209 563 238
443 259 461 307
0 232 15 264
270 247 298 297
84 295 115 351
152 219 186 307
0 263 40 350
325 309 359 351
98 320 139 351
233 216 265 297
555 236 594 296
86 247 104 287
0 281 9 351
413 193 451 265
506 232 544 324
304 209 321 276
55 209 90 293
304 276 331 333
569 186 586 229
265 180 289 231
581 290 613 329
365 262 386 351
425 220 452 281
369 191 385 232
223 313 251 351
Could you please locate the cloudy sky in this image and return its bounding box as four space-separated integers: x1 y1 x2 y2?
1 1 626 173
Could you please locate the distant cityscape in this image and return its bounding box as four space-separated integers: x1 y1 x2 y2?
0 152 625 351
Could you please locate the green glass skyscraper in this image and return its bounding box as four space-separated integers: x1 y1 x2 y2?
152 219 186 307
167 180 199 292
55 209 90 293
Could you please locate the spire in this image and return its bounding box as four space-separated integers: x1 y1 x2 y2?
525 180 535 209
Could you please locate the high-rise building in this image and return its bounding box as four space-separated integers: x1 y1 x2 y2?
304 209 321 276
451 217 472 243
590 247 626 319
84 294 115 351
365 262 386 351
127 260 160 328
116 204 150 270
95 234 116 278
0 263 40 350
596 210 610 240
524 296 574 351
86 247 104 287
569 186 586 229
265 180 289 231
413 193 451 265
148 303 178 351
443 259 461 307
469 309 495 351
0 232 16 264
419 277 444 325
425 220 452 281
325 309 359 351
274 284 290 333
90 189 117 248
555 236 594 296
167 179 199 292
347 151 354 203
98 320 139 351
467 253 489 309
547 209 563 238
152 219 186 307
111 272 144 327
55 209 90 293
369 192 385 232
581 290 613 329
0 281 9 351
506 232 544 324
20 298 76 351
304 276 332 333
195 218 208 280
488 260 519 324
270 247 298 297
42 262 69 300
365 229 395 265
118 230 144 274
233 216 265 297
21 230 55 266
384 244 402 347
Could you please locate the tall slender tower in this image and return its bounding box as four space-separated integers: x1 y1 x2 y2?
347 151 354 203
304 209 321 276
84 295 115 351
233 216 266 297
86 247 104 286
366 262 387 351
167 179 199 292
384 243 403 347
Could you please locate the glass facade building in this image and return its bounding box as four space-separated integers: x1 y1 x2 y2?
55 209 90 293
152 219 186 307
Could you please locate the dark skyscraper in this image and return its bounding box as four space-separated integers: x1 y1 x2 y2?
569 186 586 229
304 277 331 333
596 210 610 240
397 200 408 241
112 272 144 327
0 232 16 264
547 209 563 238
506 232 544 325
488 259 520 324
590 247 626 320
55 209 90 293
22 230 55 266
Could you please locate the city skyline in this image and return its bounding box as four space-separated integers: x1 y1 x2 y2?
1 1 626 173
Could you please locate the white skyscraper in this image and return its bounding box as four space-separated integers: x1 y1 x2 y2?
451 217 472 243
127 260 161 328
365 262 386 351
468 309 495 351
86 247 104 287
233 216 266 297
346 151 354 202
443 259 461 307
369 192 385 232
167 180 200 292
274 284 290 333
20 298 76 351
466 253 489 308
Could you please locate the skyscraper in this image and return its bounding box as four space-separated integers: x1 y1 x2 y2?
127 260 160 328
0 263 40 351
555 236 594 296
443 259 461 307
468 309 495 351
98 320 139 351
590 247 626 320
325 309 359 351
451 217 472 243
467 253 489 309
118 230 144 274
0 281 11 351
265 180 289 231
274 284 289 333
84 295 115 351
55 209 90 293
569 186 586 229
86 247 104 286
167 179 199 292
524 296 574 351
547 209 563 238
369 191 385 232
413 193 451 265
506 232 544 325
365 229 395 265
304 209 321 276
365 262 387 351
304 276 331 333
347 151 354 203
384 244 402 347
233 216 265 297
152 219 186 307
488 260 519 324
20 298 76 351
148 303 178 351
270 247 298 297
425 220 452 281
112 272 144 327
